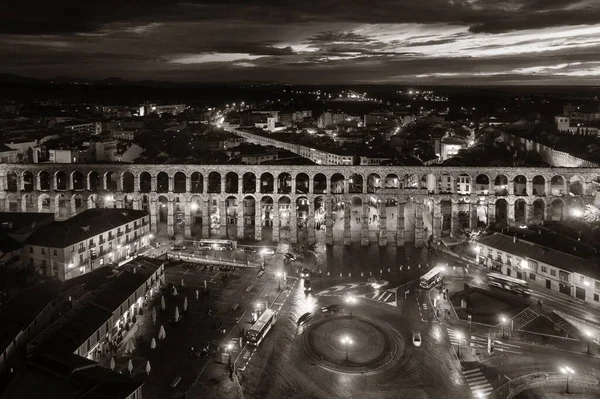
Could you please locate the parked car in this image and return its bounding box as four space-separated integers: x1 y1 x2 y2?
283 253 298 261
321 304 343 313
304 279 312 292
259 248 275 256
171 244 186 251
297 312 314 326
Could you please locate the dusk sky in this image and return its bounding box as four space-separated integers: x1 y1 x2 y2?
1 0 600 84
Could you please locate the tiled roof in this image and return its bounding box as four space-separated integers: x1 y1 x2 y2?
478 233 600 279
25 208 148 248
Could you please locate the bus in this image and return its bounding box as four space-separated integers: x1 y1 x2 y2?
247 309 277 346
197 239 236 251
487 273 531 297
420 266 445 289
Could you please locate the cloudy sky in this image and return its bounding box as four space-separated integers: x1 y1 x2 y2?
1 0 600 84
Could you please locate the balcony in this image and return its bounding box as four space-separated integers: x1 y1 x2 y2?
99 238 106 245
78 246 86 254
108 234 115 241
142 220 148 226
89 242 96 248
117 231 123 237
125 228 132 234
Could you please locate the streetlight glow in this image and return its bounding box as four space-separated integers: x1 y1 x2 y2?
341 335 353 361
345 295 357 317
572 209 583 218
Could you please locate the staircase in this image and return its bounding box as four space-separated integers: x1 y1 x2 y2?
512 307 539 330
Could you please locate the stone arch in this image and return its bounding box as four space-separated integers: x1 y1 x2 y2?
384 173 398 188
71 193 86 215
87 194 98 210
514 198 527 225
532 199 545 223
37 193 51 212
260 196 274 239
348 173 363 194
156 195 169 236
242 195 256 239
88 171 100 192
366 173 381 193
420 174 435 192
550 198 564 221
242 172 255 194
513 175 527 196
295 173 309 194
224 195 238 238
104 171 117 192
191 172 204 193
550 175 565 196
296 196 309 241
5 171 18 192
22 171 34 192
569 175 585 196
207 172 221 193
122 194 135 209
55 171 68 191
457 173 472 195
474 174 490 195
122 172 135 193
260 173 274 194
277 196 292 234
277 172 292 194
493 175 508 196
71 170 85 191
532 175 545 196
225 172 239 194
173 172 187 193
313 196 326 236
156 172 169 193
139 172 152 193
495 198 508 226
313 173 327 194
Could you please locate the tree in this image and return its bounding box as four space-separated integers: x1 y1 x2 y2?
584 204 600 223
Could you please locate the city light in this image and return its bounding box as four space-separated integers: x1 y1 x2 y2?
104 195 113 201
340 335 353 361
560 366 575 394
191 203 198 211
571 208 583 218
345 295 357 316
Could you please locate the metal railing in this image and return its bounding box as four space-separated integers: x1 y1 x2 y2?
491 372 600 399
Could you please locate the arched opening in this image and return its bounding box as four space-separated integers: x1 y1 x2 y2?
88 171 100 192
402 174 417 188
438 174 454 194
514 199 527 225
277 173 292 194
260 173 274 194
494 175 508 196
191 172 204 193
313 173 326 194
122 172 135 193
225 172 239 194
70 171 84 191
550 199 564 221
296 173 309 194
569 175 584 196
5 172 18 192
532 175 545 196
296 196 309 242
156 172 169 193
243 196 256 239
314 196 325 240
550 175 565 196
123 194 134 210
71 194 86 215
348 173 363 194
367 173 381 193
87 194 99 210
440 199 452 235
20 192 35 212
495 199 508 226
189 196 203 237
513 175 527 196
105 172 117 192
225 196 238 238
384 174 399 188
457 174 471 195
157 196 169 236
242 172 255 193
139 172 152 193
207 172 221 193
475 174 490 195
278 196 292 240
420 174 435 192
533 199 545 223
329 173 343 194
350 197 363 241
55 171 68 191
22 171 34 192
260 196 274 240
173 172 187 193
56 193 70 219
38 193 51 213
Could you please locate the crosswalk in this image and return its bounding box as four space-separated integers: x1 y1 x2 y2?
446 327 463 346
463 368 493 398
364 290 397 306
470 336 522 354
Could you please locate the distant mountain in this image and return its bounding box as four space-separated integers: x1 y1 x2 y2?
0 73 43 84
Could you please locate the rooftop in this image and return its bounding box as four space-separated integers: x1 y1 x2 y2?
0 212 54 236
25 209 148 248
1 352 141 399
478 233 600 279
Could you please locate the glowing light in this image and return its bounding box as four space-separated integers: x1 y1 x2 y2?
571 209 583 218
191 203 199 211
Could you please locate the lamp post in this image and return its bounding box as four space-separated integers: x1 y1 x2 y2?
585 330 592 355
345 295 357 317
560 366 574 394
276 271 282 291
341 335 353 362
500 316 507 339
456 331 463 359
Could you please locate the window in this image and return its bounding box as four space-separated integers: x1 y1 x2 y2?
41 248 45 255
595 293 599 302
550 269 556 277
71 245 74 252
79 254 84 263
29 247 33 253
53 249 57 256
529 273 536 281
541 266 547 273
109 255 113 263
109 242 113 250
595 281 600 291
79 243 84 250
89 239 93 246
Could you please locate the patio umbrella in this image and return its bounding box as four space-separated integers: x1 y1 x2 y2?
183 296 188 312
174 306 180 322
150 338 157 349
145 360 151 375
160 295 166 311
152 306 157 325
181 278 185 287
109 357 115 371
158 325 166 340
173 286 178 296
127 359 133 374
125 339 135 354
196 289 199 300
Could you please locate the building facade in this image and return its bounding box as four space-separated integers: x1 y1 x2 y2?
476 233 600 305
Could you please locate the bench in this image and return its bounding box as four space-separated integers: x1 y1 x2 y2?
170 376 182 388
231 303 239 311
245 285 254 293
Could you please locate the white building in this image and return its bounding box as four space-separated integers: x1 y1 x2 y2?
23 209 150 281
476 233 600 305
111 130 135 141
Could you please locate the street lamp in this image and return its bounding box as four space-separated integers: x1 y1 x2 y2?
571 209 583 218
340 335 353 362
345 295 357 317
560 366 575 394
500 315 508 339
456 331 463 359
586 330 592 355
276 271 283 291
